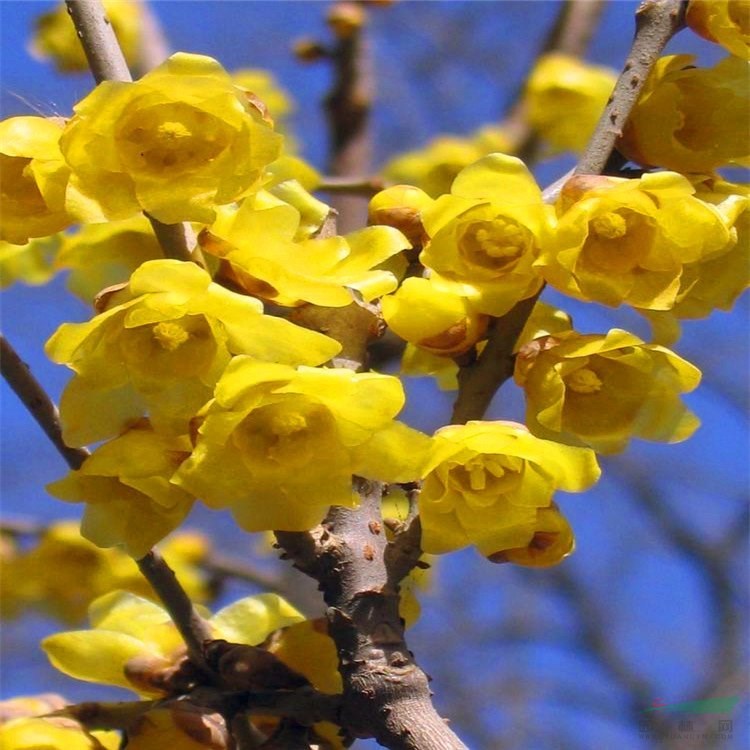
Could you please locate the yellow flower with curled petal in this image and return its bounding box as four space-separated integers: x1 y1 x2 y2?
0 716 120 750
173 357 433 532
200 189 409 307
46 259 340 445
536 172 733 311
56 217 162 303
30 0 142 73
514 329 702 455
487 503 575 568
420 153 550 316
368 185 434 248
524 53 616 154
1 116 72 244
47 423 195 558
42 590 304 697
619 54 750 173
0 236 59 289
382 277 488 357
686 0 750 59
418 421 599 557
60 53 283 225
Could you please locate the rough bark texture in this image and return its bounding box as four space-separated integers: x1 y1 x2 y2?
276 479 467 750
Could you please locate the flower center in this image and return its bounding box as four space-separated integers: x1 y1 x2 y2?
269 412 308 437
565 367 603 394
156 121 193 141
473 222 526 259
590 211 628 240
151 321 190 351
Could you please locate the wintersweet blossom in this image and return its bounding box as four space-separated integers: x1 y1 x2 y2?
420 153 551 316
42 591 304 697
536 172 733 311
381 277 488 357
619 54 750 173
1 116 72 244
0 715 119 750
60 53 283 224
384 126 515 199
56 217 163 303
686 0 750 59
418 421 599 557
46 424 195 558
514 329 702 454
174 358 433 531
488 503 575 568
200 189 409 307
524 53 616 153
46 259 340 444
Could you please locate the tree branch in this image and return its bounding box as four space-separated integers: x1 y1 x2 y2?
323 2 374 233
276 480 468 750
0 334 88 471
65 0 203 266
574 0 687 176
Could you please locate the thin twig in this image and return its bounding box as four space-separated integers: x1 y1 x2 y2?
0 334 88 470
574 0 686 175
65 0 203 265
324 4 374 233
317 175 384 195
136 549 215 675
203 554 293 598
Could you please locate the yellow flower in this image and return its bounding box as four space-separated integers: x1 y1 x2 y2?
46 259 340 445
382 126 516 199
0 116 72 244
232 68 294 126
400 344 460 390
672 178 749 319
60 53 283 224
30 0 142 73
368 184 434 247
0 716 120 750
488 503 575 568
619 54 750 173
524 53 616 153
536 172 733 310
420 153 550 316
47 424 195 558
173 358 433 532
267 619 343 749
1 521 213 624
384 136 483 199
419 421 599 556
686 0 750 59
42 590 304 697
514 329 702 454
0 236 59 289
200 190 409 307
56 217 163 303
382 277 488 357
126 702 229 750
